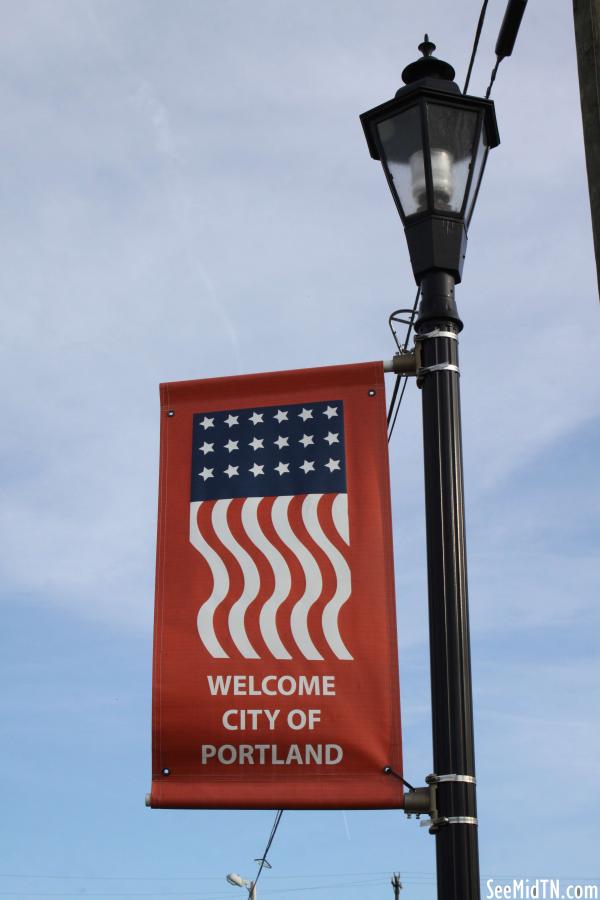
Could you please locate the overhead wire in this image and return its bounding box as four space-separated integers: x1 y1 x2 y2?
2 871 597 898
463 0 490 93
251 809 284 892
485 56 502 98
487 0 529 96
0 871 394 882
0 877 392 898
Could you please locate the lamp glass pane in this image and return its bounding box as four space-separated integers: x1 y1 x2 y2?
465 125 489 228
376 105 425 216
425 104 479 213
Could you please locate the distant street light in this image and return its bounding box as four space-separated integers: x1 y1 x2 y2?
361 36 501 900
226 873 256 900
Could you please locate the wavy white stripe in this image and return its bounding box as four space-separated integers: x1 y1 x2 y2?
211 499 260 659
303 494 353 660
242 497 292 660
192 500 229 658
332 493 350 544
273 495 323 660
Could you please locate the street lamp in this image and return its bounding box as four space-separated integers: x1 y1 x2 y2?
226 873 256 900
360 37 501 900
360 35 499 296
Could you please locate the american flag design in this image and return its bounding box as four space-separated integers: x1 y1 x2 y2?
189 400 352 661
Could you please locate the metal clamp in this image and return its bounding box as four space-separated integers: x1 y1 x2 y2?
415 329 458 341
431 774 476 785
417 362 460 376
421 815 478 832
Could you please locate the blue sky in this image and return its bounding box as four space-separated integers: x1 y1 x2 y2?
1 1 599 898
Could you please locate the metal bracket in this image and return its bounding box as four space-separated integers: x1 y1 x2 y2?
383 349 419 376
404 773 438 825
383 337 460 381
385 334 463 377
403 786 433 818
404 773 477 834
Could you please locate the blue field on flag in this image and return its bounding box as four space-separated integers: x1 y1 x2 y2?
190 400 346 501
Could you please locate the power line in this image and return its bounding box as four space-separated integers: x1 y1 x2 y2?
0 870 393 882
486 0 529 97
252 809 284 892
2 872 597 895
2 869 597 881
0 878 391 898
485 56 502 98
463 0 490 93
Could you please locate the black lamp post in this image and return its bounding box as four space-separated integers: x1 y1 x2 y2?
361 39 500 900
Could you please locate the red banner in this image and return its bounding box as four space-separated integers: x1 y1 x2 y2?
150 361 403 809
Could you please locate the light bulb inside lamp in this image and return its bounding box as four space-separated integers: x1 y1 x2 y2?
409 148 454 210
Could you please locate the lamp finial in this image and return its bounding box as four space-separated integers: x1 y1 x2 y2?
418 35 436 57
401 38 455 85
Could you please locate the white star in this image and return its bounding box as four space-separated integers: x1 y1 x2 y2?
299 433 314 448
224 414 239 427
249 411 264 425
198 467 214 481
274 409 288 423
249 436 264 451
224 464 239 478
274 435 289 450
324 431 339 445
249 462 264 477
200 416 214 429
224 439 239 453
275 461 290 476
199 441 214 454
299 407 313 421
324 458 341 473
299 459 315 474
323 405 338 419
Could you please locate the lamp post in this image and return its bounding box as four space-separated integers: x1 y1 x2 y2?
361 37 500 900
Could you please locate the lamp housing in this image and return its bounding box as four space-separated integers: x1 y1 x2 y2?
360 37 500 284
227 875 250 888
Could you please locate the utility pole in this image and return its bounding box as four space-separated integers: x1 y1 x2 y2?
391 872 403 900
573 0 600 300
